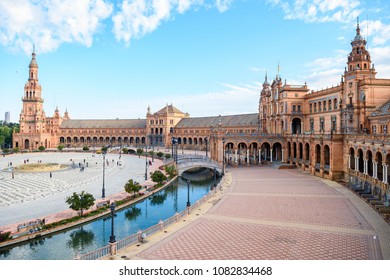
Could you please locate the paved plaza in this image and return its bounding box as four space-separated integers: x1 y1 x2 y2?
0 151 162 231
112 166 390 260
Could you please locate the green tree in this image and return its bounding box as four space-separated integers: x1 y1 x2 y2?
164 165 177 178
57 144 64 152
156 151 164 158
122 148 128 154
66 191 95 217
12 147 19 154
38 146 45 152
136 148 143 158
101 146 108 153
165 154 171 159
150 170 167 186
0 122 19 149
0 231 12 243
124 179 142 197
82 146 89 151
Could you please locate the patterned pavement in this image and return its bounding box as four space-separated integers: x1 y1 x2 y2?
128 166 390 260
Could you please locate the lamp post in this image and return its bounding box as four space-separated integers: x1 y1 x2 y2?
109 202 116 243
171 137 175 160
205 137 208 157
119 139 122 160
186 179 191 207
152 137 154 163
102 150 106 198
145 146 148 180
222 138 226 176
213 167 217 188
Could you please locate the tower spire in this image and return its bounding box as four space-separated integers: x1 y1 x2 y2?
356 16 361 35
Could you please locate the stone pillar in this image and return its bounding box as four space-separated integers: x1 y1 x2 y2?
382 164 387 183
373 161 377 179
234 149 237 164
355 156 359 172
110 242 117 256
348 155 351 169
270 149 273 163
259 149 262 165
281 148 284 163
246 149 250 166
364 159 368 175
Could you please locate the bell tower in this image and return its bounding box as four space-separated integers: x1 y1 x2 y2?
345 17 376 79
19 48 46 135
13 48 51 150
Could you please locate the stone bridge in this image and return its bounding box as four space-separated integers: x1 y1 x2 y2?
174 155 223 176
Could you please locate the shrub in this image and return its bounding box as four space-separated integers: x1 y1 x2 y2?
0 231 12 243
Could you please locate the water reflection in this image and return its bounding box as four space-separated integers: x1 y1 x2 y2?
149 193 167 206
0 248 10 258
125 207 142 221
66 227 95 252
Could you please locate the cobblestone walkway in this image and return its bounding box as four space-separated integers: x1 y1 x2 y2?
132 167 390 260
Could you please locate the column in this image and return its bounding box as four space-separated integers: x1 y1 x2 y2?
246 149 250 166
270 149 273 163
364 159 368 175
259 149 262 165
373 161 377 179
382 163 387 183
281 148 284 162
348 155 351 169
234 149 238 164
355 156 359 172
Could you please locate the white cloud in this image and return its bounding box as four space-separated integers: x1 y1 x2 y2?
112 0 173 44
215 0 234 12
370 46 390 78
267 0 361 23
359 19 390 46
112 0 232 45
0 0 113 54
301 50 347 90
0 0 235 52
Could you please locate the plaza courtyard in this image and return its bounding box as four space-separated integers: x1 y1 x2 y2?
107 166 390 260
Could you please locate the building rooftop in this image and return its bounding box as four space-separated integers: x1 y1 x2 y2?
60 119 147 129
176 113 258 128
370 99 390 117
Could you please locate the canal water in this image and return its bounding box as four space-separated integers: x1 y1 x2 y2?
0 176 217 260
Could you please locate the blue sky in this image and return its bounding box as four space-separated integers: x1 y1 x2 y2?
1 0 390 122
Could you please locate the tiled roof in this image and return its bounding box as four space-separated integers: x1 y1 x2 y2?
370 99 390 117
60 119 147 129
155 104 185 115
175 113 258 128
